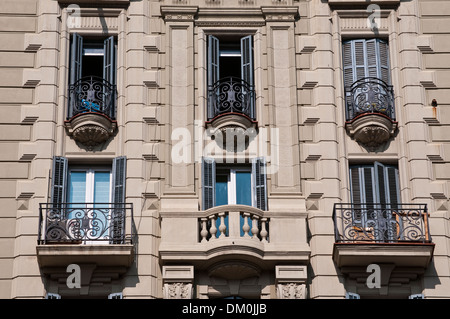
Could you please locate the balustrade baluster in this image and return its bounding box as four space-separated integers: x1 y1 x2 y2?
200 218 208 243
260 218 268 243
218 213 227 238
251 215 260 240
209 215 217 240
242 213 251 238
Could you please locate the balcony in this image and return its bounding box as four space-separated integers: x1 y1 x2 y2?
206 77 257 135
159 205 310 279
332 203 434 271
36 203 135 278
344 77 398 149
64 76 117 148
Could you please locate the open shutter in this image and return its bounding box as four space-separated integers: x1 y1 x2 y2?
112 156 126 204
202 157 216 210
70 33 83 85
241 35 254 119
51 156 68 206
207 35 220 120
378 39 390 84
252 157 267 211
240 35 254 86
353 39 367 82
103 36 116 86
386 165 400 209
374 161 387 206
111 156 126 244
342 41 354 88
366 39 379 78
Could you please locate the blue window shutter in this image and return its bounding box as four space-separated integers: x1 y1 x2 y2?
202 157 216 210
252 157 267 211
51 156 68 206
378 39 390 84
342 40 354 88
103 36 116 86
241 35 255 119
366 39 379 78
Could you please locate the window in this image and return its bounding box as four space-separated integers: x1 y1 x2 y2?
207 34 255 120
68 34 117 119
349 162 401 242
345 292 360 299
47 156 127 243
349 162 400 208
343 38 390 87
202 157 267 211
342 39 394 120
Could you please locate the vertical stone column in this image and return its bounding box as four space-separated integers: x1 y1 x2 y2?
275 265 307 299
262 7 303 210
160 6 198 211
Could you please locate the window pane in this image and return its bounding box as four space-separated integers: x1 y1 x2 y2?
215 174 228 206
235 171 251 206
68 171 86 204
94 172 111 204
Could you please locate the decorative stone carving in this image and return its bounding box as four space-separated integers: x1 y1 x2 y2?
64 112 117 149
276 283 306 299
163 283 193 299
345 113 397 149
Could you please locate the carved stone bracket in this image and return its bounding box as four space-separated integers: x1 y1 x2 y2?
162 265 195 299
64 113 117 149
275 265 308 299
345 113 398 149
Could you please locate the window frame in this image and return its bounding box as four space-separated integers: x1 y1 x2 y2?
67 166 113 204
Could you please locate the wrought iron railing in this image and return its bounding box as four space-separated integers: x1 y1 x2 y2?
345 77 395 121
333 203 431 243
38 203 134 245
68 76 117 120
208 77 255 120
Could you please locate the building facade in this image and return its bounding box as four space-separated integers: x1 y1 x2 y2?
0 0 449 299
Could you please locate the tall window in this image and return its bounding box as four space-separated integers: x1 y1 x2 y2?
202 158 267 211
68 34 117 119
47 156 127 243
342 39 394 120
207 34 255 120
349 162 400 207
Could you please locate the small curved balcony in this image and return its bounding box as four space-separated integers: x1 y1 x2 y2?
344 77 398 149
207 77 257 133
64 76 117 148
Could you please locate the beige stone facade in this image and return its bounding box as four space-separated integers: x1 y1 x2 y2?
0 0 449 299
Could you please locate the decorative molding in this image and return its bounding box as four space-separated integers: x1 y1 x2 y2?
417 36 434 53
261 6 299 22
163 283 193 299
277 283 306 299
160 6 198 22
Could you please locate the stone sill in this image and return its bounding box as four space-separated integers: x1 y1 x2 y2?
328 0 400 7
333 242 434 269
36 244 134 270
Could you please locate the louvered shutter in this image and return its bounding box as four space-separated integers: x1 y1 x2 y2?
108 292 123 299
385 165 400 209
378 40 390 84
111 156 126 244
353 39 367 82
342 41 354 89
103 36 116 85
240 35 255 119
70 33 83 85
207 35 220 120
366 39 379 78
112 156 126 204
252 157 267 211
202 157 216 210
69 33 83 118
374 161 387 207
51 156 68 206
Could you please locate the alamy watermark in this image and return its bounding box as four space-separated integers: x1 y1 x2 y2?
367 4 381 32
